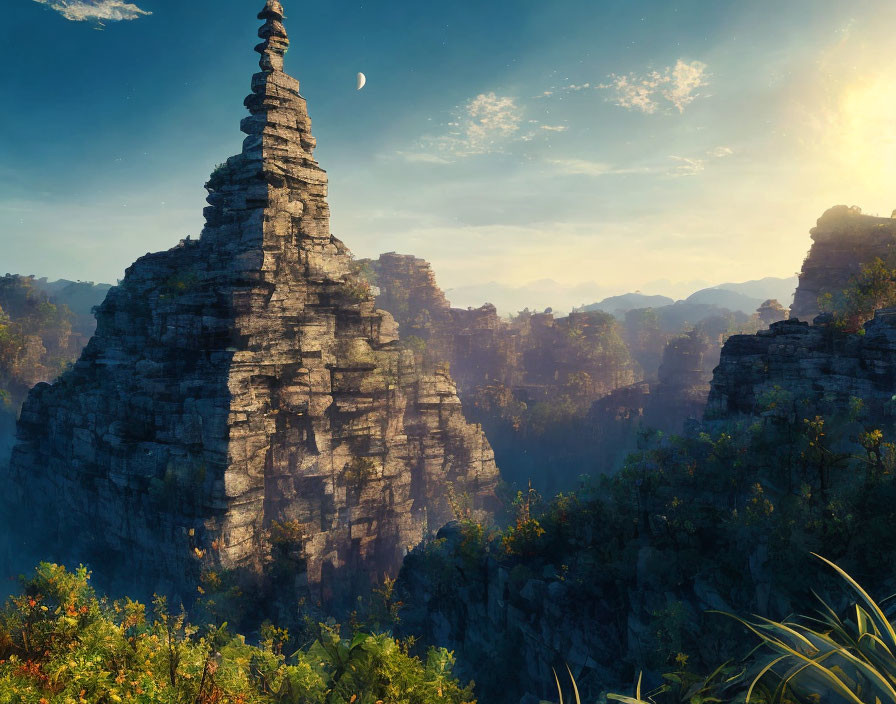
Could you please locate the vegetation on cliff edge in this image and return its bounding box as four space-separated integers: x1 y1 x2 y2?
0 563 474 704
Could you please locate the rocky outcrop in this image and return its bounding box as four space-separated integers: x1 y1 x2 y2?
364 253 452 341
362 255 639 489
648 330 717 428
363 253 636 403
790 206 896 321
396 523 623 704
590 329 718 437
6 1 497 600
707 311 896 421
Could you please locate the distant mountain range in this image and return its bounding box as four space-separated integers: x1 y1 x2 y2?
445 275 797 318
581 293 676 316
684 277 799 314
581 276 798 318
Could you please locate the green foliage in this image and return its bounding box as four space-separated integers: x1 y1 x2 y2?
350 259 379 289
403 335 428 357
344 457 378 489
206 158 244 191
342 258 377 305
502 482 547 557
398 409 896 702
610 556 896 704
731 555 896 704
0 564 476 704
0 276 79 411
160 271 199 299
818 255 896 332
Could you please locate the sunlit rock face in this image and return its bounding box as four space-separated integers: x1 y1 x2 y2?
790 205 896 322
7 1 498 600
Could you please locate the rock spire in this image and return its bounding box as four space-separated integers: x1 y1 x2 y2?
7 2 498 603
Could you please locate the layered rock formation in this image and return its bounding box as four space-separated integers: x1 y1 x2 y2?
706 204 896 424
361 254 641 489
6 2 497 599
791 205 896 321
707 311 896 421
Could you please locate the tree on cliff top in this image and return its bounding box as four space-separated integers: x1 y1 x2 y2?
819 255 896 332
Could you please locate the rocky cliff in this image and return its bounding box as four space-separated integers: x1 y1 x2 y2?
790 205 896 321
706 204 896 423
5 1 498 601
707 311 896 421
588 328 718 445
362 254 637 490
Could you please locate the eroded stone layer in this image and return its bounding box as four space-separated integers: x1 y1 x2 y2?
706 311 896 422
7 1 498 599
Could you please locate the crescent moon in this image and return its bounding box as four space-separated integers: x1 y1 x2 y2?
357 72 367 91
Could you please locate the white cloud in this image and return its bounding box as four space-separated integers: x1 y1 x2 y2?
33 0 151 22
667 146 733 177
549 159 614 176
540 125 568 132
668 155 705 176
549 159 658 177
663 60 709 112
464 93 522 148
417 92 523 159
601 60 709 114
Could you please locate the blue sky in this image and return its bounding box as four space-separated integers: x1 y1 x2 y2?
2 0 895 311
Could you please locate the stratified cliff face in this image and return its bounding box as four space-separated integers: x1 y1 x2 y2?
366 253 452 341
707 311 896 420
791 205 896 321
6 2 497 599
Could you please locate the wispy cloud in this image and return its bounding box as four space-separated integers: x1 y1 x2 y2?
549 159 615 176
709 146 734 158
414 92 523 160
551 146 732 179
668 145 733 177
540 125 568 132
601 60 709 114
549 159 656 177
33 0 151 22
393 151 453 165
668 155 706 176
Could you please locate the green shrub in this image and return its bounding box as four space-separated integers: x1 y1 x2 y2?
0 563 476 704
818 256 896 332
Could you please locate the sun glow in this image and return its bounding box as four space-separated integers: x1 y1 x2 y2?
801 8 896 212
834 72 896 191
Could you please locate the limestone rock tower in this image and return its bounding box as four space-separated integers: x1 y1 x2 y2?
8 1 498 599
